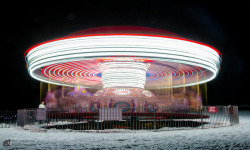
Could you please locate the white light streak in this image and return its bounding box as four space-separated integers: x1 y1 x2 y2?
25 35 222 88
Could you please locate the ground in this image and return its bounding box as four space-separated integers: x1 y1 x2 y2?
0 111 250 149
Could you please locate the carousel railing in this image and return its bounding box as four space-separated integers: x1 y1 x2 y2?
15 106 239 132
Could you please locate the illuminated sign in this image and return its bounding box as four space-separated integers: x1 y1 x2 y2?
143 90 152 97
208 106 217 113
114 89 130 95
95 90 103 96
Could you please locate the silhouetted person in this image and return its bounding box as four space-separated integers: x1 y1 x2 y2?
39 101 46 109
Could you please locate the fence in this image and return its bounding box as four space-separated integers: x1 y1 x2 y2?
0 111 17 128
13 106 239 132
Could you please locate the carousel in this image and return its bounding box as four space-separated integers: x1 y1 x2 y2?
25 26 221 110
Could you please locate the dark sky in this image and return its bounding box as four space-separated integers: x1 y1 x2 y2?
1 1 250 110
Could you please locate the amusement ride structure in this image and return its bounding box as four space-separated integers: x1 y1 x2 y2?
25 26 222 111
20 26 241 132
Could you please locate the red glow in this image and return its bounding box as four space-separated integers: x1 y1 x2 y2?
65 26 181 38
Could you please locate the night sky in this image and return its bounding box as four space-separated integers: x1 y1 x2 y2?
1 1 249 110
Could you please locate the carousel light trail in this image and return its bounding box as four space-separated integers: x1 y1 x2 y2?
25 30 221 89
